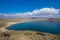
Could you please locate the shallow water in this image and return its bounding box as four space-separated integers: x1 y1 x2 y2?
6 20 60 34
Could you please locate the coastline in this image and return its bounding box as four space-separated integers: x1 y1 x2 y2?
0 18 60 32
0 20 60 40
0 20 34 32
0 22 20 32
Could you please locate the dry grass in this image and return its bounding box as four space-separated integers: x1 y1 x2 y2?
0 30 59 40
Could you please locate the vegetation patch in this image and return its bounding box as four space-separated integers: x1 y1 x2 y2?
24 32 32 35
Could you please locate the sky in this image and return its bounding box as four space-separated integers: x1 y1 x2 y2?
0 0 60 18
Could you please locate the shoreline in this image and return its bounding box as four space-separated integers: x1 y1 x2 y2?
0 22 20 32
0 20 34 32
1 19 60 32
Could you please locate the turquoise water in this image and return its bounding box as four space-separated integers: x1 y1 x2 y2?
6 20 60 34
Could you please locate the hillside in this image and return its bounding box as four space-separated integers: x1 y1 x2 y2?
0 31 60 40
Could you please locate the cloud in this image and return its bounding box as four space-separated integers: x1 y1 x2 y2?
38 8 59 14
0 8 60 18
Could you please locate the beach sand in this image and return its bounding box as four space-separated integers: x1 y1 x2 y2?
0 20 33 32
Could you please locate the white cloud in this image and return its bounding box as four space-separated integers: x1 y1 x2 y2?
39 8 59 14
0 8 60 18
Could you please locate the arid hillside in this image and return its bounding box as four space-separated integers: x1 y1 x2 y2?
0 31 60 40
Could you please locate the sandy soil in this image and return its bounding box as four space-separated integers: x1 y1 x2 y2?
0 20 33 32
0 22 19 32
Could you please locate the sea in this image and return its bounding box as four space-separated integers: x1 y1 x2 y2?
6 20 60 34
